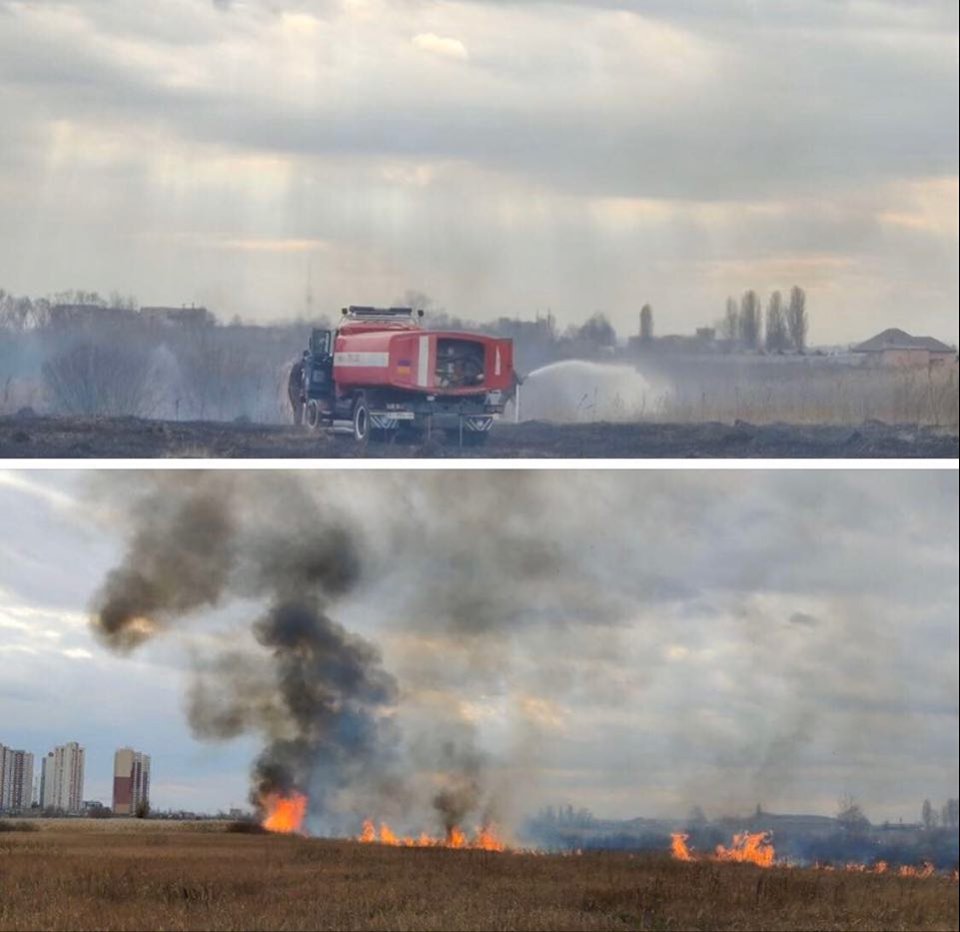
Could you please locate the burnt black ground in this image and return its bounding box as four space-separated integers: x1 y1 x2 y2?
1 413 957 458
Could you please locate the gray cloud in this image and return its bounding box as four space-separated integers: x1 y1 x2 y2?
0 0 955 339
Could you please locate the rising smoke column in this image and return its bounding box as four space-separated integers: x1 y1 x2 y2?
92 475 236 651
90 473 397 818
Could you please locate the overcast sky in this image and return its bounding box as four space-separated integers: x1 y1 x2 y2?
0 0 956 343
0 468 956 827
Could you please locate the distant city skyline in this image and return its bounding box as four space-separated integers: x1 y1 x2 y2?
0 740 161 816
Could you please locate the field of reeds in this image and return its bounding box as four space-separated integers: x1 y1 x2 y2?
0 821 956 932
652 360 959 429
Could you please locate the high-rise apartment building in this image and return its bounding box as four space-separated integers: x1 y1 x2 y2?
38 742 85 813
0 744 34 811
112 747 151 815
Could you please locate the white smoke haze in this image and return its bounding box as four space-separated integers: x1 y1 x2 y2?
0 470 955 829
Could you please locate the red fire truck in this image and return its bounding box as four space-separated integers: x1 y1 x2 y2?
290 306 517 444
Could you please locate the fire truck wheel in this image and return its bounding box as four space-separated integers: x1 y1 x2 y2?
305 399 320 429
351 395 370 443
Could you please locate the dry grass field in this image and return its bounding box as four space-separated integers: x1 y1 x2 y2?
644 361 959 429
0 822 956 932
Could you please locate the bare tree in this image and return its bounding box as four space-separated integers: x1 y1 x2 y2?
765 290 789 352
921 799 938 830
639 304 653 343
941 799 958 828
739 290 762 350
108 291 138 311
837 794 869 832
786 285 808 353
687 805 707 825
0 292 34 333
42 341 158 417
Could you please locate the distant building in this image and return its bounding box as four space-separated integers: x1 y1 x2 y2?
113 747 151 815
628 326 720 356
39 742 85 813
852 328 955 367
83 800 110 817
0 745 34 811
48 304 132 328
140 305 215 328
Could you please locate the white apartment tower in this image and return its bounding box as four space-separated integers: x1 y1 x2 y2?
39 742 85 813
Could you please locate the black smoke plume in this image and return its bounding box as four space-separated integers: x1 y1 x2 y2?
90 473 396 817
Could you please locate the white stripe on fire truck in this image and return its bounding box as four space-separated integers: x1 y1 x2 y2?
333 351 389 368
417 335 430 387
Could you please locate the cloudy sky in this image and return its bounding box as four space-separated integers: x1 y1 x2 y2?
0 0 956 343
0 468 956 827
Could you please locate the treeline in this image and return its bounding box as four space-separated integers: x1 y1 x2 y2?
1 284 813 421
0 288 139 329
718 285 809 353
0 289 320 422
0 288 629 420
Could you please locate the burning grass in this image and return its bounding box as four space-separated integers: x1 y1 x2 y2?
670 831 955 881
0 827 956 932
357 818 508 851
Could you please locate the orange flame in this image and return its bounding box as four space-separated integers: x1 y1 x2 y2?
358 819 507 851
714 832 775 867
474 825 507 852
670 831 774 868
670 833 694 862
261 792 307 834
675 837 945 880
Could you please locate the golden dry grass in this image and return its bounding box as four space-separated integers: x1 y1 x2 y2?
0 827 957 932
653 366 959 428
9 819 232 834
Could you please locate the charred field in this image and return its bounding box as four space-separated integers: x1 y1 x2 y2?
0 825 956 932
0 414 957 458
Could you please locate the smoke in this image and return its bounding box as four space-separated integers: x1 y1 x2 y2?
92 475 236 650
85 471 956 832
90 473 396 817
